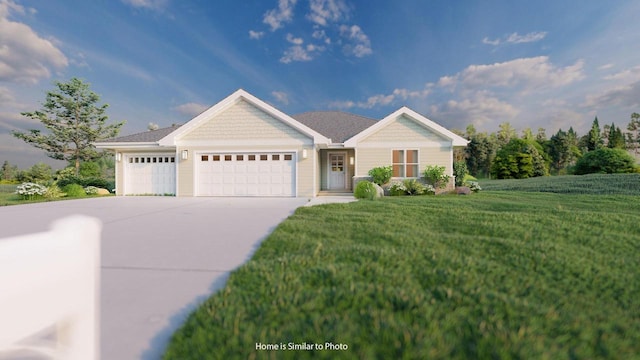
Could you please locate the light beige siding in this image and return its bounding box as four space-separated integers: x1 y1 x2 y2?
356 148 390 177
356 146 453 177
181 100 309 143
362 115 447 143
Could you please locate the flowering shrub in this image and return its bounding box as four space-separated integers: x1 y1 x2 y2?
84 186 100 195
466 181 482 193
44 185 65 199
423 165 451 189
15 182 47 199
389 179 435 196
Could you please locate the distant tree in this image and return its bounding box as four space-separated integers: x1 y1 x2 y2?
521 127 534 141
606 123 626 149
465 130 497 178
535 127 547 145
496 122 517 147
0 160 19 182
626 112 640 155
12 78 125 176
15 162 53 183
491 139 549 179
548 129 573 172
585 117 603 151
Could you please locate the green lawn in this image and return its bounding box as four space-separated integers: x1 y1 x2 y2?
164 179 640 359
479 173 640 195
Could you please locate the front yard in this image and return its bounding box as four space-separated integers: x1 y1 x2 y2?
164 189 640 359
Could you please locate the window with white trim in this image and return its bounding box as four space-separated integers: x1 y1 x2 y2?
392 150 419 177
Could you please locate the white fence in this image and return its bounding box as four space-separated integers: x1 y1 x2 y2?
0 215 101 360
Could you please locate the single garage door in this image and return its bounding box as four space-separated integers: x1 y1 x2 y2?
124 155 176 195
197 152 295 196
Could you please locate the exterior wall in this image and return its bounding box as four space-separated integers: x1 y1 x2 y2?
176 144 316 197
363 115 448 143
180 99 310 143
356 146 452 177
115 153 124 196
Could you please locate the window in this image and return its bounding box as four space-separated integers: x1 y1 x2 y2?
272 154 280 161
248 155 256 161
153 157 157 163
392 150 418 177
224 155 232 161
129 158 133 163
284 154 292 161
158 157 163 163
237 155 244 161
260 155 268 161
213 155 220 161
141 157 145 163
201 155 209 161
170 157 175 163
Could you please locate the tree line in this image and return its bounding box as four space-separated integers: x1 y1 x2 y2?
457 113 640 179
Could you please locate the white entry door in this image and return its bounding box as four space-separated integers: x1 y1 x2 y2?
328 153 346 190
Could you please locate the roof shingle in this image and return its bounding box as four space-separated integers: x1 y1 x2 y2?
292 111 377 143
102 124 182 143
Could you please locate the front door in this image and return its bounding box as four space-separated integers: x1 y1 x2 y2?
328 153 346 190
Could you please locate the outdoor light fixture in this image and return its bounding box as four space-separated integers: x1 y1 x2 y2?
349 156 354 165
181 150 188 160
115 153 122 162
302 149 308 159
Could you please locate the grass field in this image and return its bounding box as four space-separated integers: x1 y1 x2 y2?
164 176 640 359
480 173 640 195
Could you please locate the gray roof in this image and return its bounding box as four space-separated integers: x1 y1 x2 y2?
102 124 183 143
292 111 377 143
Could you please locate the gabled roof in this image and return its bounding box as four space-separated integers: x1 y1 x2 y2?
344 106 469 147
292 111 377 143
159 89 329 146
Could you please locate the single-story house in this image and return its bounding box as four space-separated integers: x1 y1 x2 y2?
95 89 468 197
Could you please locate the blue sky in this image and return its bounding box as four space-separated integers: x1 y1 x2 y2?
1 0 639 168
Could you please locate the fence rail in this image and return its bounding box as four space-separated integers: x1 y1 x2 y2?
0 215 102 360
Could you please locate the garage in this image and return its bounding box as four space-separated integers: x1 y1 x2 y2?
196 152 295 197
124 155 176 195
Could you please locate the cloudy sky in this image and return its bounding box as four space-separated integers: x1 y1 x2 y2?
1 0 639 168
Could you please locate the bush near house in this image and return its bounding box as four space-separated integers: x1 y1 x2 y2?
61 183 86 197
368 166 393 186
423 165 450 189
354 180 377 200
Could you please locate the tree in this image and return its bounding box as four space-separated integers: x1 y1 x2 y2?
465 131 497 178
548 129 573 172
491 139 549 179
585 117 603 151
15 162 53 183
0 160 19 182
12 78 124 176
496 122 517 147
606 123 626 149
626 112 640 155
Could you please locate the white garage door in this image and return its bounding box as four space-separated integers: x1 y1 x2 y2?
197 153 295 197
124 155 176 195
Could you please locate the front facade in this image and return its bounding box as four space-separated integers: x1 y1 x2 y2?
95 89 467 197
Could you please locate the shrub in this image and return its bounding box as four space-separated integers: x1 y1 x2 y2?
368 166 393 185
84 186 100 195
389 179 435 196
403 179 426 195
453 161 468 187
423 165 450 188
354 180 377 200
62 183 86 197
44 184 65 199
388 181 407 196
573 148 638 175
15 182 47 199
491 139 549 179
466 181 482 193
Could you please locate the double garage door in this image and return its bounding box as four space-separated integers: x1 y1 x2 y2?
124 155 176 195
197 152 295 197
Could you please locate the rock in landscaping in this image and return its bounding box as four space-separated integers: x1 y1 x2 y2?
456 186 471 195
372 183 384 198
96 188 111 195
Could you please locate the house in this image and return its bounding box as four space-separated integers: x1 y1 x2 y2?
94 89 468 197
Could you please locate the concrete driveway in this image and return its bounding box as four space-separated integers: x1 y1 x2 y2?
0 196 308 359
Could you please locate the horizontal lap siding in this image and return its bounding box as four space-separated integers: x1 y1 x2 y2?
356 148 390 176
421 146 453 176
363 115 446 143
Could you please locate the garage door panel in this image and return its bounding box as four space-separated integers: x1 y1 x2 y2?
197 152 295 197
125 155 176 195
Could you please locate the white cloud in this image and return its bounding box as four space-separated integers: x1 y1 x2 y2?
286 33 304 45
483 31 547 46
271 91 289 105
430 92 520 128
280 45 312 63
307 0 349 26
598 63 614 70
603 65 640 82
249 30 265 40
172 102 208 117
312 28 331 44
438 56 584 91
329 86 431 109
263 0 297 31
339 24 372 57
121 0 168 11
0 0 68 84
584 80 640 109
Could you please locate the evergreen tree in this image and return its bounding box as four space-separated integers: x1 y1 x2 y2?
607 123 626 149
586 117 603 151
12 78 125 176
626 112 640 155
